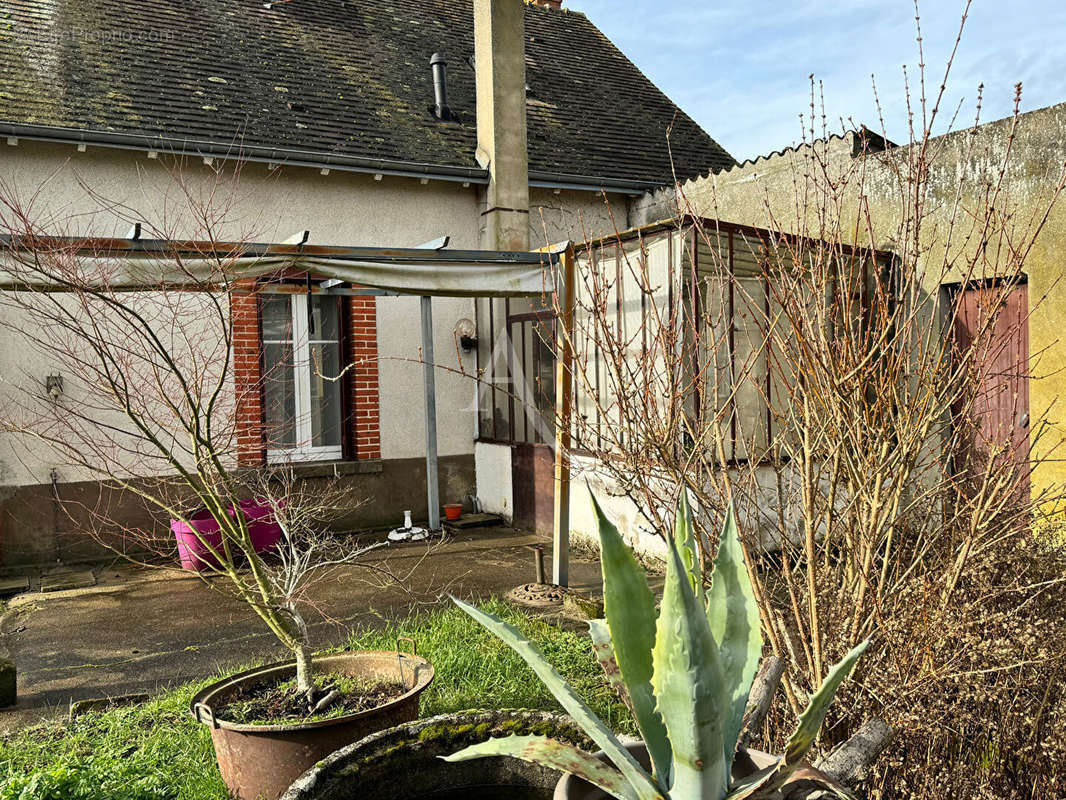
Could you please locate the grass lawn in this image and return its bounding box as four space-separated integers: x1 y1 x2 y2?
0 599 632 800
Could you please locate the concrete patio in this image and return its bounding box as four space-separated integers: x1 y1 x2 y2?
0 526 604 732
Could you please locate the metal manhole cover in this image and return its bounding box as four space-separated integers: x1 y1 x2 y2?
506 582 569 607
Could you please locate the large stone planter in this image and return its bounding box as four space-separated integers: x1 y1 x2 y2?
191 650 434 800
282 709 595 800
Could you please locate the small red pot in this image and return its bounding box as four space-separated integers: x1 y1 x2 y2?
443 503 463 522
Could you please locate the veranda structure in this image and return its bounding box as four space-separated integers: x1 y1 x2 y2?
474 215 893 557
0 232 578 577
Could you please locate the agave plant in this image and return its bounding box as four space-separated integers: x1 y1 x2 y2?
445 491 869 800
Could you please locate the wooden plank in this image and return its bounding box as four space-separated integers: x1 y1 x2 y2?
0 577 29 597
553 246 576 587
447 512 504 529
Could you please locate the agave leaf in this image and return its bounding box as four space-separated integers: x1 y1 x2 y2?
449 596 664 800
443 735 640 800
723 759 780 800
673 489 705 603
781 766 858 800
785 640 869 765
760 640 870 794
727 762 857 800
587 619 635 715
706 503 763 766
591 495 672 783
651 533 729 799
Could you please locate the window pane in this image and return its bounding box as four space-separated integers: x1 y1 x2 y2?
476 297 493 439
531 323 555 444
310 296 340 341
512 321 527 443
309 341 342 447
492 298 511 441
263 342 296 447
261 295 293 340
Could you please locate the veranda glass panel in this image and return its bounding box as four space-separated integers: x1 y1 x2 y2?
263 342 296 447
308 341 342 447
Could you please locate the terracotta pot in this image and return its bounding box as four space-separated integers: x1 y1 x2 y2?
190 649 434 800
444 503 463 521
282 709 595 800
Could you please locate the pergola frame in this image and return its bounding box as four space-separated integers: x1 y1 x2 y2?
0 233 577 584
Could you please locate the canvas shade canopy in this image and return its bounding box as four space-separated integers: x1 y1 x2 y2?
0 233 575 579
0 235 564 297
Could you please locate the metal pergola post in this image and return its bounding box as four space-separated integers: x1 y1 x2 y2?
421 295 440 531
552 246 575 586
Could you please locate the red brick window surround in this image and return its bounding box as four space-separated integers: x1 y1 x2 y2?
231 280 380 466
348 294 381 460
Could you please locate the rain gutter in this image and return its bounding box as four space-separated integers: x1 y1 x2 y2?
0 123 668 196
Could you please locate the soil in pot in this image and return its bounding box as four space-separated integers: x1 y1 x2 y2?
216 673 407 725
192 650 433 800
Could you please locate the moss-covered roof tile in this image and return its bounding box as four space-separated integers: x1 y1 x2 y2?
0 0 735 184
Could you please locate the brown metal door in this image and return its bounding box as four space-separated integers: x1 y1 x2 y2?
510 314 557 534
951 282 1030 495
512 443 555 534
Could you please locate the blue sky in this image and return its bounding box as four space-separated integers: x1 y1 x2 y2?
567 0 1066 163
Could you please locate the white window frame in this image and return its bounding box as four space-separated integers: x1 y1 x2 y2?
264 294 344 464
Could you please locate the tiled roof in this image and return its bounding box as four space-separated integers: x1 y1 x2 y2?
0 0 734 186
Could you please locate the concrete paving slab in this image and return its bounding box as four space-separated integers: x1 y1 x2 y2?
0 527 607 732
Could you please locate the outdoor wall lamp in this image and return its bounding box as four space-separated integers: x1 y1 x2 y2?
454 318 477 352
45 374 63 401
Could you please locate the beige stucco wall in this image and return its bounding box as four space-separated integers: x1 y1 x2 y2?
636 102 1066 501
0 289 238 486
0 140 632 487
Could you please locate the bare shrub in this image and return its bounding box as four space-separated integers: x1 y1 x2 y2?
531 8 1066 796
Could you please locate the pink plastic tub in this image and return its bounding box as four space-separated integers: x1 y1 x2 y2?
232 499 283 556
172 508 225 572
172 500 283 572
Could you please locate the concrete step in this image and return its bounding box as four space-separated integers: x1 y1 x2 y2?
39 570 96 593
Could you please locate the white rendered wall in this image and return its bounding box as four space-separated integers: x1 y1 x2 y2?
569 455 811 561
0 142 632 487
474 441 514 519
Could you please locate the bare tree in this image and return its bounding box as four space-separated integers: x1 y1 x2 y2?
0 165 383 701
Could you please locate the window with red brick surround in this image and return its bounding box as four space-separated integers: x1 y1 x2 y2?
231 281 380 466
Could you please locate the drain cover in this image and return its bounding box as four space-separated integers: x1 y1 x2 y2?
506 582 569 607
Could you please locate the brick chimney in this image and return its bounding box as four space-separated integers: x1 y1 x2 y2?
474 0 530 251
